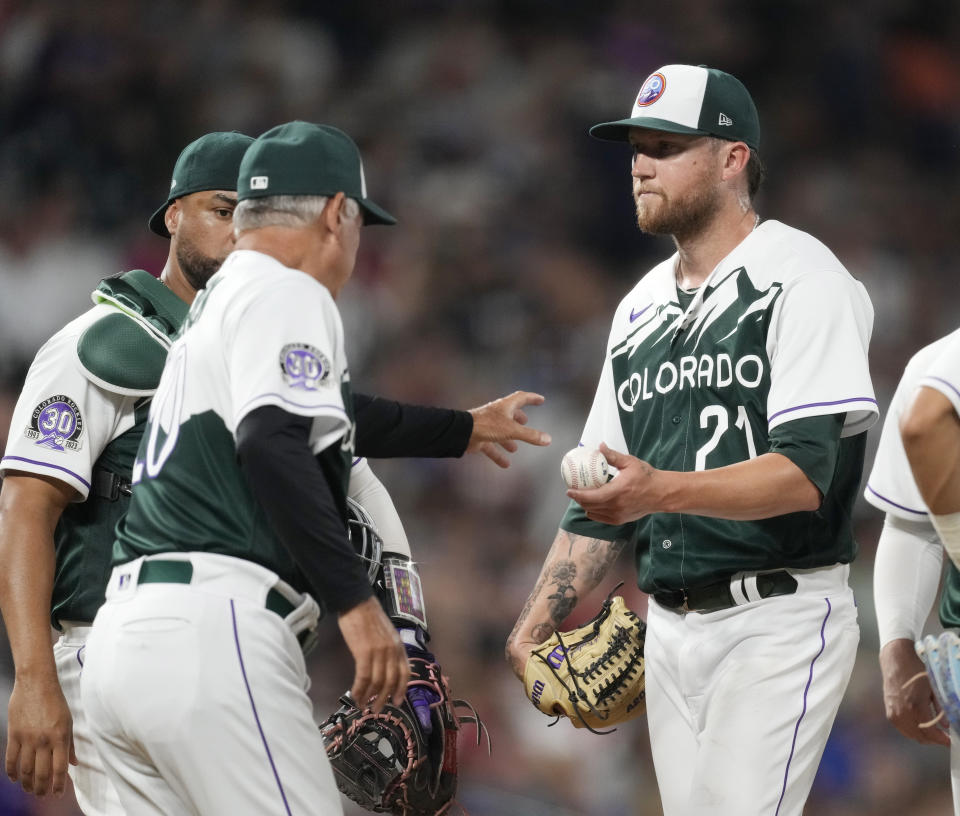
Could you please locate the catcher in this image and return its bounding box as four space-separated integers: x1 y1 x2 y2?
323 458 488 816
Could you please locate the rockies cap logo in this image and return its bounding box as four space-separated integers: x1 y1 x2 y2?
636 72 667 107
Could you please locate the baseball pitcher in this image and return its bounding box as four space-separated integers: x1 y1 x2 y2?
507 64 877 816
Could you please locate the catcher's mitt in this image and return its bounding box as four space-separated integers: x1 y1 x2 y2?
914 631 960 733
523 588 646 733
320 652 489 815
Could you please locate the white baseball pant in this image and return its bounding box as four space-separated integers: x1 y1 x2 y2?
644 563 859 816
54 624 124 815
80 553 338 816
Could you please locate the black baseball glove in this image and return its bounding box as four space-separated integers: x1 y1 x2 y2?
320 648 488 816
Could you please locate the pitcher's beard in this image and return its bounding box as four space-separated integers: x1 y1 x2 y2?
634 183 722 240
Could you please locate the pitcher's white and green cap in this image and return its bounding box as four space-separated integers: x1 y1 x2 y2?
590 64 760 150
238 121 396 225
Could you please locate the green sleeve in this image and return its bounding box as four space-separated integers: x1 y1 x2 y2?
560 499 636 542
561 415 844 538
768 413 844 496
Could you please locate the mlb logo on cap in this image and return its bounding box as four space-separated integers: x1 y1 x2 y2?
238 121 396 225
590 64 760 150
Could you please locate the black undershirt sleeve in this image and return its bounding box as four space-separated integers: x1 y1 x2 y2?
236 405 372 614
352 392 473 458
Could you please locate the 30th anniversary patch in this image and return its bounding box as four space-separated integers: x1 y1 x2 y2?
25 395 84 452
280 343 331 391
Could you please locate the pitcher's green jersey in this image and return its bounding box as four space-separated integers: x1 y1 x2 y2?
116 251 355 594
0 270 187 626
562 220 878 593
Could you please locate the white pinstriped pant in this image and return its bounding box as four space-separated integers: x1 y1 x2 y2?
55 624 124 816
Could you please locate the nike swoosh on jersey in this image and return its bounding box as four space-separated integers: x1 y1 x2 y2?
629 304 651 322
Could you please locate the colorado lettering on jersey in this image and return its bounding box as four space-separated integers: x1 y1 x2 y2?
611 270 782 413
617 353 764 411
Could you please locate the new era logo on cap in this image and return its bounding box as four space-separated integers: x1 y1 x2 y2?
250 176 269 190
718 113 733 126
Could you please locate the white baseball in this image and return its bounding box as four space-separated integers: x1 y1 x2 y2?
561 447 609 489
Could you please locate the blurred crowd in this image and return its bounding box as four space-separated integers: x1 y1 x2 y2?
1 0 960 813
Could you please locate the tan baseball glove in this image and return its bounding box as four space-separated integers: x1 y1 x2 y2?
523 590 646 733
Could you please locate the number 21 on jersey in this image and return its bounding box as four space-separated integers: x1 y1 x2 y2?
695 404 757 470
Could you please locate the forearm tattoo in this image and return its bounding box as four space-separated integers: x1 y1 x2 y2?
547 559 578 623
508 570 547 646
507 569 548 675
587 536 627 584
509 531 630 655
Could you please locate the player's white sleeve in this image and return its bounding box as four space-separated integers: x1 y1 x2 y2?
0 325 132 500
348 458 412 558
766 270 877 437
863 347 937 520
874 513 942 646
579 341 629 453
226 277 349 455
929 513 960 571
917 329 960 418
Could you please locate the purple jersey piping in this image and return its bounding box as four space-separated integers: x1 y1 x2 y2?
237 394 348 419
231 600 293 816
922 375 960 402
768 397 878 425
864 484 927 516
0 455 91 489
775 597 832 815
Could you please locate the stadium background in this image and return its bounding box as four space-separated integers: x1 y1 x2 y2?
1 0 959 813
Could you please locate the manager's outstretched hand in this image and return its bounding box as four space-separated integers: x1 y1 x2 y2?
467 391 550 468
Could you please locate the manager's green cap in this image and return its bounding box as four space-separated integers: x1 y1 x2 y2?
238 121 396 225
590 64 760 150
149 131 254 238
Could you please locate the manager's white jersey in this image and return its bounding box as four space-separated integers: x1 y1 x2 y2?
117 249 355 589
